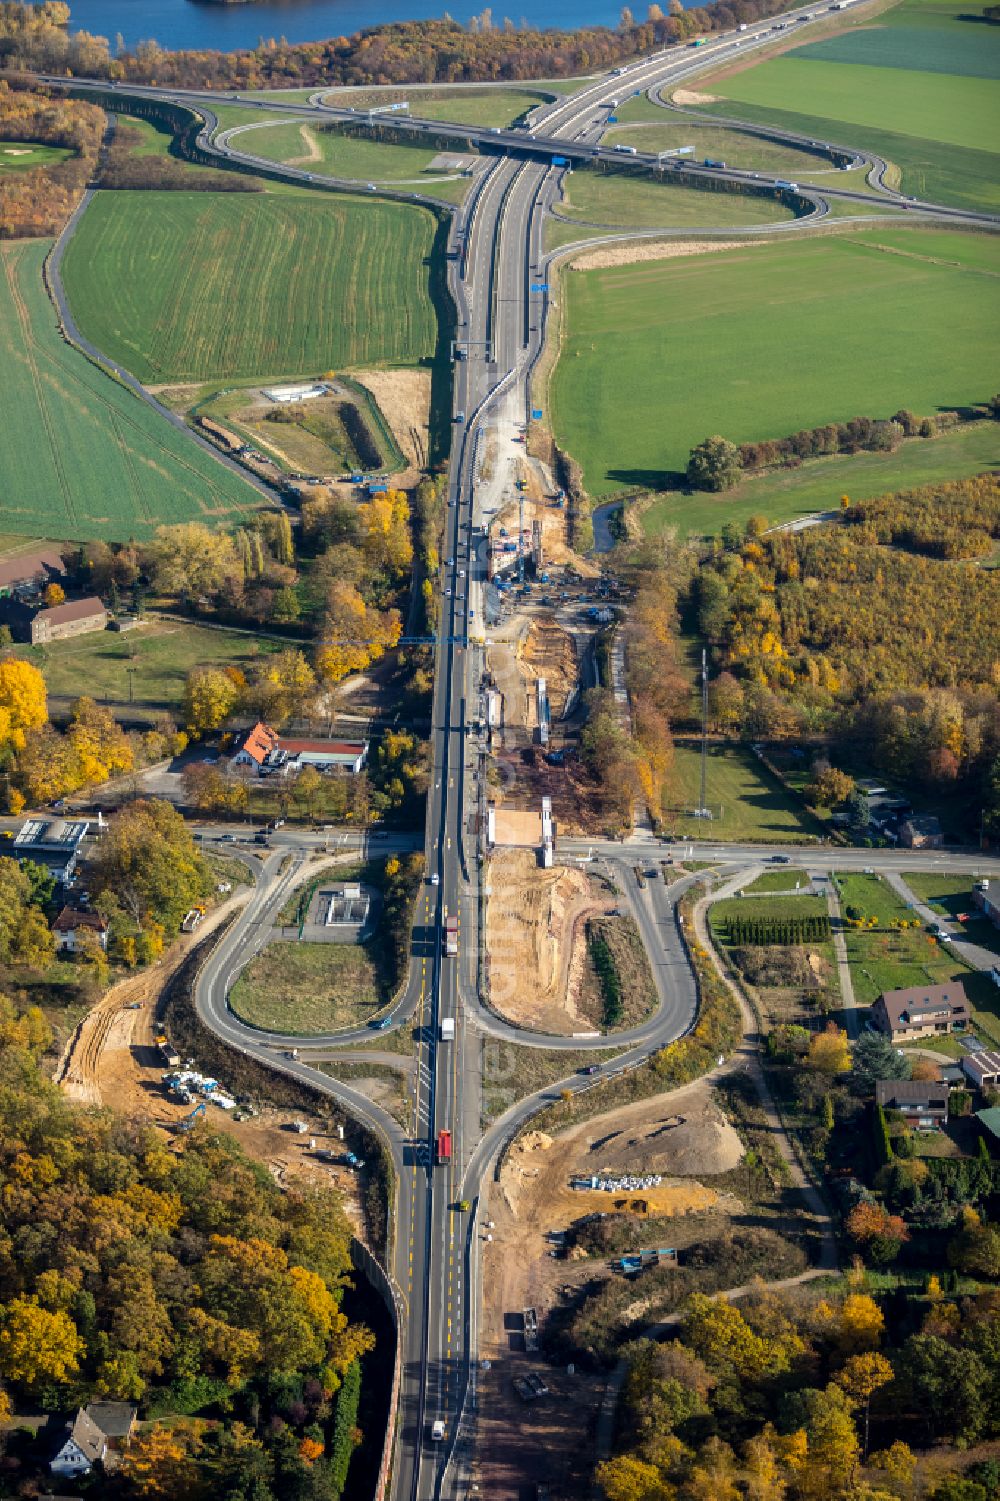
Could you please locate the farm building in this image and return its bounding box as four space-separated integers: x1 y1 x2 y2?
51 907 109 954
0 545 66 599
870 981 971 1043
30 596 107 646
874 1079 949 1130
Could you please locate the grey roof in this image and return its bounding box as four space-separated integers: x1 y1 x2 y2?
878 981 970 1027
63 1409 105 1464
875 1079 949 1110
84 1402 136 1440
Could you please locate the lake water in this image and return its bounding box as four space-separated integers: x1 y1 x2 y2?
57 0 643 54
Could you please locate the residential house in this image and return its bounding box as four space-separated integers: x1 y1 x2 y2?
31 596 107 647
870 980 971 1043
231 721 281 774
51 906 109 954
975 881 1000 929
232 722 368 777
898 815 943 849
49 1402 137 1479
975 1107 1000 1155
875 1078 949 1130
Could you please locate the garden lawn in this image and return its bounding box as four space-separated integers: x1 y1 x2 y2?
229 940 382 1034
62 190 438 385
24 619 287 706
639 422 1000 540
551 228 1000 497
900 872 1000 958
0 240 263 543
662 744 820 843
695 0 1000 210
743 869 811 893
556 170 794 229
830 871 989 1006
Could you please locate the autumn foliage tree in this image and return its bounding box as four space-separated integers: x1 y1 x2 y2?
846 1201 910 1265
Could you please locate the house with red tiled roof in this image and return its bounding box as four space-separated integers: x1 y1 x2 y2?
232 722 367 776
231 721 281 772
51 907 109 954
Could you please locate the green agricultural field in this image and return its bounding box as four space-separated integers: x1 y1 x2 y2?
220 119 473 201
555 169 795 229
62 190 438 385
318 85 553 127
0 240 263 543
694 0 1000 210
0 141 72 171
662 744 819 843
24 618 287 706
639 422 1000 540
551 228 999 497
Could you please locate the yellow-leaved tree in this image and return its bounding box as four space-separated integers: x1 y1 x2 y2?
0 1295 83 1391
0 657 47 755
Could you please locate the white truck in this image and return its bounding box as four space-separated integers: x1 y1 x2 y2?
440 1017 455 1042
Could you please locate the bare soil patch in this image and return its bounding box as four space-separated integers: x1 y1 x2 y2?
287 123 323 166
571 237 767 271
493 744 611 837
486 849 612 1034
671 88 718 105
350 367 431 474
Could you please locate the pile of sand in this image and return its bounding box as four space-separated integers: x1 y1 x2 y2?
588 1102 744 1178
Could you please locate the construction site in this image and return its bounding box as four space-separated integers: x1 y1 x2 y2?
484 849 618 1034
470 1079 747 1500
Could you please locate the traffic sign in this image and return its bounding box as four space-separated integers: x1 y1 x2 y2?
531 409 543 420
530 282 549 293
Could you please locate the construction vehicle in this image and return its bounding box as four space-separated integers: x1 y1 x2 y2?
634 865 647 889
444 915 459 957
178 1103 206 1132
156 1033 181 1068
523 1307 539 1352
436 1129 452 1165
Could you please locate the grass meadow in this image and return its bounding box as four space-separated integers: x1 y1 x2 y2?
604 118 830 176
317 85 553 127
639 421 1000 540
216 118 473 202
62 190 439 385
23 618 287 706
550 228 999 497
0 240 263 543
693 0 1000 211
229 940 383 1034
555 169 795 229
662 744 819 843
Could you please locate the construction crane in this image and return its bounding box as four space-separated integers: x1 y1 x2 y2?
178 1103 206 1133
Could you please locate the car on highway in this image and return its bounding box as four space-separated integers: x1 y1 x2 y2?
430 873 440 885
770 854 791 864
370 1017 393 1030
431 1420 445 1442
455 411 465 423
934 928 954 944
581 1064 601 1075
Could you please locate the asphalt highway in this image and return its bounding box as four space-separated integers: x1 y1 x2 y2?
30 24 1000 1498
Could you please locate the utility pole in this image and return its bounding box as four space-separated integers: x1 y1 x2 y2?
699 648 709 818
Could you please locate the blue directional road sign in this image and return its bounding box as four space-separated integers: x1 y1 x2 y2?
608 115 618 123
531 409 543 420
530 282 549 293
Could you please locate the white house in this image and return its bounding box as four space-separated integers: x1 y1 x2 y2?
51 907 109 954
50 1403 136 1479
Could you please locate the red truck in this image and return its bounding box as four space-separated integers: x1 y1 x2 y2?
436 1129 452 1165
444 915 458 957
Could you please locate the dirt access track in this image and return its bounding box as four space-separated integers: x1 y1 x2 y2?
472 1078 743 1499
54 891 366 1227
485 849 613 1034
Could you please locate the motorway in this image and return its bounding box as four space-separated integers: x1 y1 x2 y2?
34 19 1000 1499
